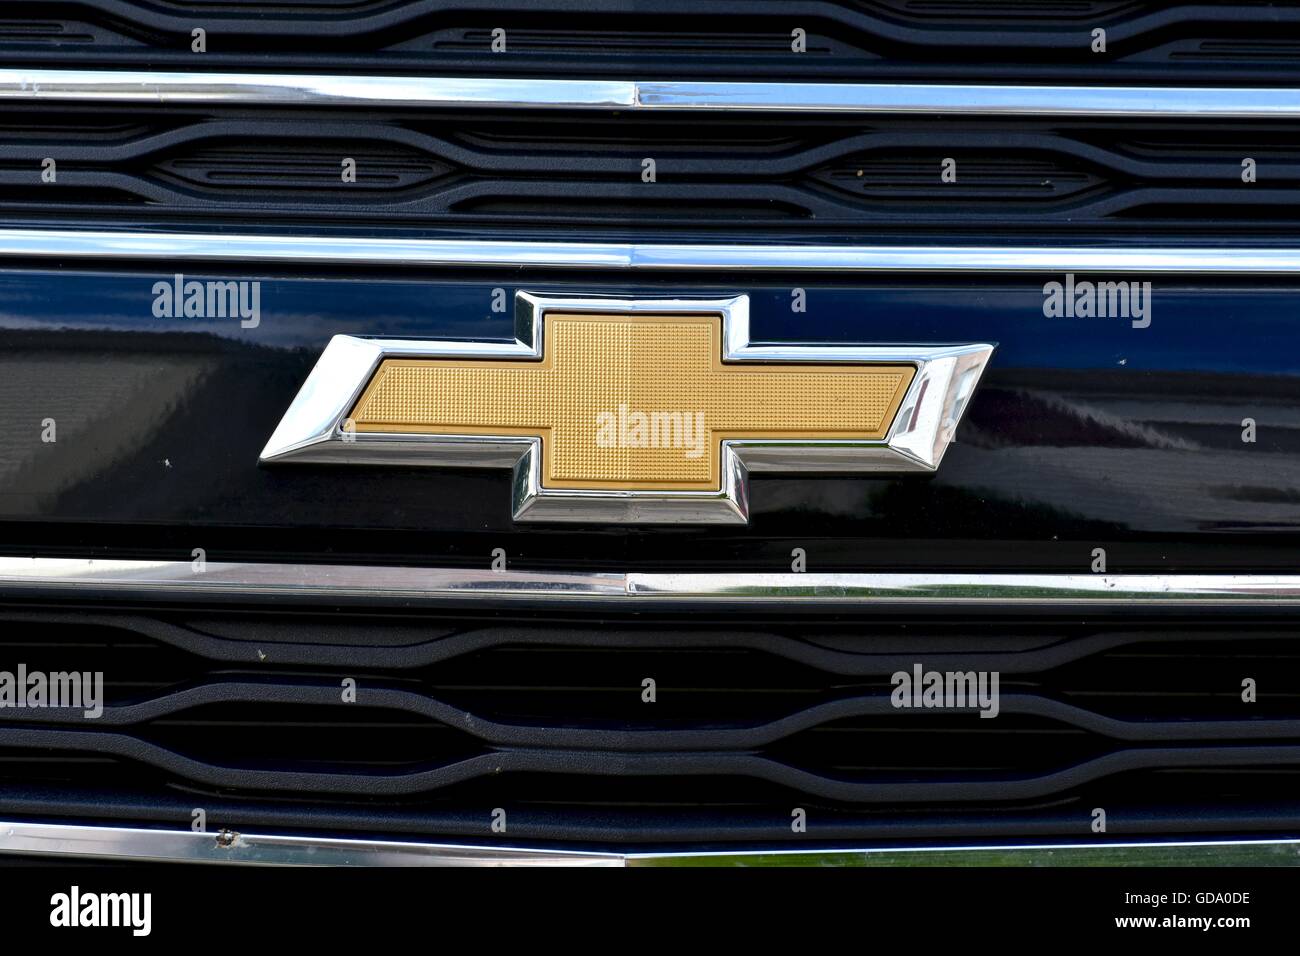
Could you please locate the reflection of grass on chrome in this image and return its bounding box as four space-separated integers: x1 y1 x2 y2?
634 843 1300 867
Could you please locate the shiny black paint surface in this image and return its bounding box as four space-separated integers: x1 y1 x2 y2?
1 266 1297 571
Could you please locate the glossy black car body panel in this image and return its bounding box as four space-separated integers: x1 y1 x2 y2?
1 266 1296 571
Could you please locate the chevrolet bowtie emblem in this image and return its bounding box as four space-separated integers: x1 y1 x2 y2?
260 293 993 524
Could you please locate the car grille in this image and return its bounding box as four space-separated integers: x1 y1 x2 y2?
3 1 1300 81
2 1 1298 862
4 106 1300 240
3 604 1299 847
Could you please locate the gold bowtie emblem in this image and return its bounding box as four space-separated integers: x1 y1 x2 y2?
348 312 914 493
260 292 993 524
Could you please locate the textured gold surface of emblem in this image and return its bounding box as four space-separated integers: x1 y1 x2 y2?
348 312 915 492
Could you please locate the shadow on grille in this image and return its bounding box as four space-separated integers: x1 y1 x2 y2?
1 607 1298 846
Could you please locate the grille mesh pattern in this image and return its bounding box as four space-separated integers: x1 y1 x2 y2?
2 1 1299 81
2 607 1298 846
4 106 1300 239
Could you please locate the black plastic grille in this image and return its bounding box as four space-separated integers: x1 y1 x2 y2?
3 1 1300 81
2 606 1299 847
5 105 1300 240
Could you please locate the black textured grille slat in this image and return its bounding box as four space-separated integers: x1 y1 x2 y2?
12 610 1282 677
2 608 1299 845
4 1 1300 81
4 106 1300 239
13 677 1300 747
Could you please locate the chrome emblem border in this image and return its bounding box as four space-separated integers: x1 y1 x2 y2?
258 292 994 524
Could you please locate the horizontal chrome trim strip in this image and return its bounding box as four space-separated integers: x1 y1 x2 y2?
1 228 1299 273
0 821 620 867
628 573 1300 604
2 70 1300 117
1 559 1299 606
637 82 1300 117
3 821 1298 866
633 839 1300 868
0 70 632 109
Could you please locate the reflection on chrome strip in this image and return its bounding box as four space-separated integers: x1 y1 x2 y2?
2 821 1298 867
0 70 632 109
1 559 1299 605
0 821 619 867
0 229 1298 272
628 572 1300 603
630 839 1300 867
0 558 627 599
3 71 1300 117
